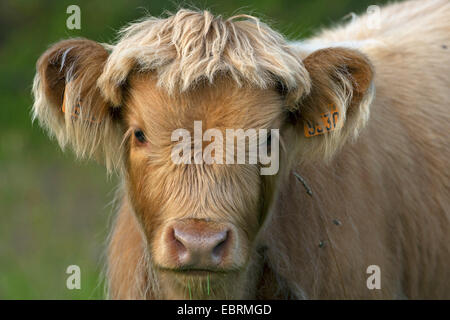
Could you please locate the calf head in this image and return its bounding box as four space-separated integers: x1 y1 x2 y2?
32 9 374 299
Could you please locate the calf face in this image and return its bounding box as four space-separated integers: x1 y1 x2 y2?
123 75 285 298
32 10 374 299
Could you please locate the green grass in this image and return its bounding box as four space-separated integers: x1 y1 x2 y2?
0 124 117 299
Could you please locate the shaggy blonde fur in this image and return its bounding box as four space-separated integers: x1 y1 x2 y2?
98 9 311 107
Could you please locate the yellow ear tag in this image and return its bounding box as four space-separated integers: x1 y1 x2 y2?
304 107 341 137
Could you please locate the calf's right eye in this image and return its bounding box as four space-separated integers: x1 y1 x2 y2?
134 129 146 144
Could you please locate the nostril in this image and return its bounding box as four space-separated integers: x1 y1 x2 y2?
212 230 229 260
171 228 188 259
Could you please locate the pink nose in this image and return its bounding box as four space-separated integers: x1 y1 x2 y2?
167 219 233 269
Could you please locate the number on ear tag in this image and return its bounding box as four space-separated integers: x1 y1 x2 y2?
304 107 340 137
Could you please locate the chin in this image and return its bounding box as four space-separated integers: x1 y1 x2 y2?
156 266 252 300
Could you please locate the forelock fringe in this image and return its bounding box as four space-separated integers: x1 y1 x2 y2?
98 9 311 105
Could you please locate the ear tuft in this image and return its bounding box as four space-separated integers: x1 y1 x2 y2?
292 47 375 161
32 38 124 172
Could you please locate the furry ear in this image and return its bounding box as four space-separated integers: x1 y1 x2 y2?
289 47 375 161
32 38 124 171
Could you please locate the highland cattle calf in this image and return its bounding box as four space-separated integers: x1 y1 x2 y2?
32 0 450 299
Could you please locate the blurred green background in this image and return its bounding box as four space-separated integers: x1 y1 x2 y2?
0 0 388 299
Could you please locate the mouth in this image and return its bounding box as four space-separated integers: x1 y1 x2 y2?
174 269 218 277
156 265 242 283
158 267 232 277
